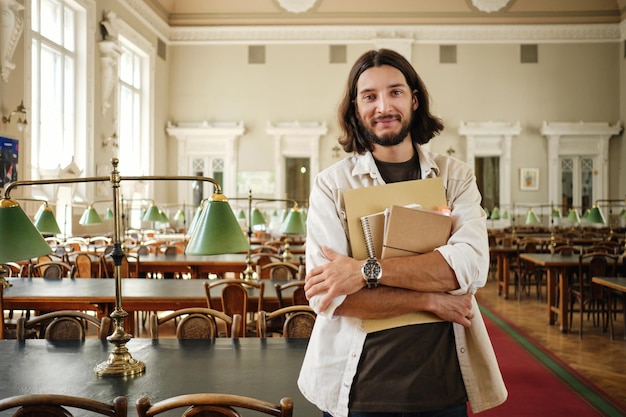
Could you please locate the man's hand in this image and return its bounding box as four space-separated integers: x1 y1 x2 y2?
304 246 364 311
428 292 474 328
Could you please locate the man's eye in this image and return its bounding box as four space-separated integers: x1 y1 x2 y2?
392 90 403 96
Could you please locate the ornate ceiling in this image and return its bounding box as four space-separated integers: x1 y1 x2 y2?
138 0 624 27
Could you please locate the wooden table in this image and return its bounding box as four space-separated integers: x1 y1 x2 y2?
518 252 585 333
591 276 626 340
3 278 295 333
133 254 250 278
489 245 519 299
0 338 317 416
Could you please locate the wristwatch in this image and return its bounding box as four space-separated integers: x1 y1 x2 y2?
361 257 382 289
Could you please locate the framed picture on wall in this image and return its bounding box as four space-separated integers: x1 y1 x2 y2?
520 168 539 191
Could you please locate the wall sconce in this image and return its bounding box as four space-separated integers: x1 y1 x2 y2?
332 145 341 158
2 100 27 132
102 132 118 148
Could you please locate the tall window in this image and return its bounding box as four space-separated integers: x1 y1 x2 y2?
30 0 88 175
117 37 149 176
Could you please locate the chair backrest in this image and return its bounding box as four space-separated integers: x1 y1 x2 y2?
100 254 138 278
74 253 94 278
29 261 75 279
553 245 580 256
17 310 112 341
135 394 293 417
274 281 307 309
0 394 127 417
162 245 178 256
1 262 22 278
250 254 283 277
257 305 316 338
256 262 300 281
578 252 619 298
204 279 264 337
149 308 242 340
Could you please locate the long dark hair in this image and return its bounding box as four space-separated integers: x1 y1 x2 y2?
337 49 444 154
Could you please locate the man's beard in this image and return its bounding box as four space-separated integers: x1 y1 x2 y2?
357 114 412 147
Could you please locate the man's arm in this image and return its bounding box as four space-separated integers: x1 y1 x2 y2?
332 286 474 328
305 245 458 311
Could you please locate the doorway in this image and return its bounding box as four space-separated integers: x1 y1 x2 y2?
285 157 310 207
475 156 500 210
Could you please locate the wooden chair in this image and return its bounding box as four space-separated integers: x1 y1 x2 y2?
256 261 301 280
569 251 619 338
250 253 283 275
257 305 316 338
99 254 138 278
204 279 264 337
0 394 127 417
29 261 75 279
514 238 544 300
0 285 19 339
1 262 22 278
149 308 242 340
274 281 307 309
74 253 97 278
16 310 112 341
135 393 293 417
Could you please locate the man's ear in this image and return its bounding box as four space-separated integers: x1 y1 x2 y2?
412 90 419 110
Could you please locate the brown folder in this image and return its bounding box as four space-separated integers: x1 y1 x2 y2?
381 205 452 258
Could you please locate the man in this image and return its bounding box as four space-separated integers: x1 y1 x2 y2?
298 49 507 417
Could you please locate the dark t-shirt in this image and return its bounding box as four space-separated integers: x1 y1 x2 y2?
348 152 467 412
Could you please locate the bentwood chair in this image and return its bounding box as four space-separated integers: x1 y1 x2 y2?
136 394 293 417
569 251 619 338
0 394 127 417
256 261 301 280
149 308 242 340
257 305 316 338
204 279 264 337
274 281 307 309
17 310 112 341
29 261 76 279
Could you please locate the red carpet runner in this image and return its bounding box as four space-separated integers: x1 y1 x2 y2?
470 304 626 417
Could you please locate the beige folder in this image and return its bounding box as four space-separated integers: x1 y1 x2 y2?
343 178 449 333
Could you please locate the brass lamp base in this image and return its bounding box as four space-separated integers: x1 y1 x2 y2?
94 312 145 377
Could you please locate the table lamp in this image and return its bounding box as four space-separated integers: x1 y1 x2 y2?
1 158 248 377
34 202 62 235
586 205 605 225
0 199 53 287
79 204 103 225
524 208 540 225
490 207 501 220
566 208 581 225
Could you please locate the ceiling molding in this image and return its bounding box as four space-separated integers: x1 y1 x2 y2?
120 0 621 45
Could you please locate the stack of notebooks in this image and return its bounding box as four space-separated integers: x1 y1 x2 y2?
343 178 454 332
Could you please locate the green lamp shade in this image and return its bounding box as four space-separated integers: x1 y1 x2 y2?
174 209 185 222
237 209 246 220
281 208 306 235
185 197 250 255
159 210 169 223
34 202 46 221
582 209 590 219
620 208 626 219
0 199 52 263
104 207 114 220
524 208 540 225
79 206 103 225
566 209 580 224
187 205 203 236
251 208 266 228
34 206 62 234
484 208 490 218
143 203 162 222
490 207 500 220
586 206 605 224
551 208 562 218
501 210 509 219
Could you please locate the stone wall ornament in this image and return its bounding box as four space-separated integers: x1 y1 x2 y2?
0 0 24 82
99 11 122 115
275 0 318 14
470 0 512 13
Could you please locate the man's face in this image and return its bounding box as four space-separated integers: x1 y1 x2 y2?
354 65 418 147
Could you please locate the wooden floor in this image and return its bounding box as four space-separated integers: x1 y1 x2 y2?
476 278 626 406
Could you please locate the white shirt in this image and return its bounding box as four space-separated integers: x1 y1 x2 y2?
298 147 507 417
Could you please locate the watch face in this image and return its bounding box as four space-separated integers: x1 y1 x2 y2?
363 260 382 279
